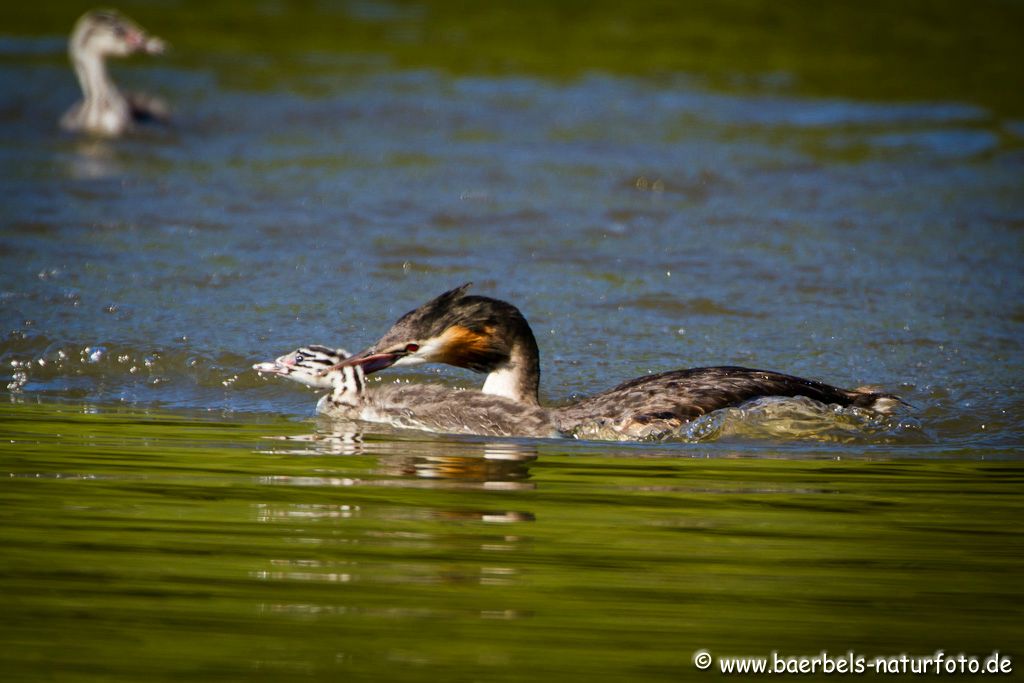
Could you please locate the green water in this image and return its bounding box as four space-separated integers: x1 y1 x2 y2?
2 400 1021 681
9 0 1023 115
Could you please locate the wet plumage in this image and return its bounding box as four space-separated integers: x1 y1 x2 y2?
254 346 559 439
555 366 899 439
340 284 905 439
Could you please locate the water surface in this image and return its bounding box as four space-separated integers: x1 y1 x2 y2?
3 400 1022 681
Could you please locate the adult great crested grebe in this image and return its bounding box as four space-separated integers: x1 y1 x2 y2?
61 8 168 137
254 345 560 439
332 284 905 439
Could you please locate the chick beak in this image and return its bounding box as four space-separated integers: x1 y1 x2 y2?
253 360 287 376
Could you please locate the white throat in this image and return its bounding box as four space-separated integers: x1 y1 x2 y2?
482 366 522 402
68 52 130 135
74 50 119 101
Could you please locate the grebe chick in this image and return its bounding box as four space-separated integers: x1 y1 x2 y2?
255 346 559 439
335 284 906 439
61 9 168 137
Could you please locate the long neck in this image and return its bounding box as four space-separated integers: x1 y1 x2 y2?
72 49 119 105
482 322 541 406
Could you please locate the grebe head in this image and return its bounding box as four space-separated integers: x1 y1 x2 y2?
254 345 349 390
70 9 166 60
340 283 542 404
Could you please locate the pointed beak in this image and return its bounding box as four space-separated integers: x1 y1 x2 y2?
253 360 290 376
337 349 404 374
143 35 167 55
126 29 166 55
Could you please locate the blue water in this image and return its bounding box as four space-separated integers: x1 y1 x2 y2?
3 48 1022 450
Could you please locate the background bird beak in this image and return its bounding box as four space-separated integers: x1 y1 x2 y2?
143 35 167 55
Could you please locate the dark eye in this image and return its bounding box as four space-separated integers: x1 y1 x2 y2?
295 354 305 363
405 343 420 353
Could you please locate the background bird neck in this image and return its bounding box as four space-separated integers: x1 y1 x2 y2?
72 51 117 103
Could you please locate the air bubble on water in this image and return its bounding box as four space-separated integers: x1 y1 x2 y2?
7 371 27 391
85 346 105 363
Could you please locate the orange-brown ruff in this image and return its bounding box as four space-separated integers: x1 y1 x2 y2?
436 325 500 368
338 284 905 439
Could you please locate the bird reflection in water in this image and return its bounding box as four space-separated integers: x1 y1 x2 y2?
258 424 538 491
64 139 124 180
251 430 535 602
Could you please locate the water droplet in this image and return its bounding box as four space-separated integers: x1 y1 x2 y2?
8 370 28 391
